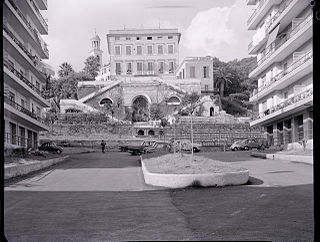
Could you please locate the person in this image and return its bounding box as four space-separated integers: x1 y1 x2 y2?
101 140 106 153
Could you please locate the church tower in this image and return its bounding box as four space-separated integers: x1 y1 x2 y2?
89 32 103 67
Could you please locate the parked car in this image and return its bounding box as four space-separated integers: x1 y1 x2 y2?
170 139 201 153
128 141 158 155
230 138 268 151
59 141 72 147
120 140 156 152
38 142 63 154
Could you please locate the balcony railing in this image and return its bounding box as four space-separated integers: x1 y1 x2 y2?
7 0 48 56
28 0 48 30
250 15 312 72
251 50 313 97
271 0 294 26
3 24 47 77
3 59 47 99
248 0 267 25
254 87 313 120
4 96 45 124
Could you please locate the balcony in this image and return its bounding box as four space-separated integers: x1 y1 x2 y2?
248 26 268 54
3 59 50 107
3 24 48 80
247 0 282 30
34 0 47 10
5 0 49 58
23 0 48 34
249 15 312 78
4 96 49 131
250 88 313 126
250 50 313 102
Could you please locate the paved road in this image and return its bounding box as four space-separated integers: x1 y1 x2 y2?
4 151 314 241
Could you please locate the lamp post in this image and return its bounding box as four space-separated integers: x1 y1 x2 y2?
118 102 120 138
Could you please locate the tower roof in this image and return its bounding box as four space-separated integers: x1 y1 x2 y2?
91 34 100 41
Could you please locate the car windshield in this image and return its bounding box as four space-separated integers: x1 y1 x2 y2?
233 140 243 144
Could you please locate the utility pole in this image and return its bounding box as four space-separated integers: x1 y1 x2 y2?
191 109 194 156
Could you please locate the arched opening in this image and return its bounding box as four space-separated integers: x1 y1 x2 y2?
100 98 113 106
132 95 150 122
137 130 145 136
148 130 155 136
210 107 214 116
167 96 181 105
65 108 82 113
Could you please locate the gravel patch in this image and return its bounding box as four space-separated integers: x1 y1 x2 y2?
144 153 247 174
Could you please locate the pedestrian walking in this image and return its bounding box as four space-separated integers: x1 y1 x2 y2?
101 140 106 153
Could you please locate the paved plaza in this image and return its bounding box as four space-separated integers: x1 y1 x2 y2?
4 151 314 241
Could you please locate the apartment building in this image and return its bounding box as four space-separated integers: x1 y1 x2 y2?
247 0 313 147
106 28 181 78
3 0 50 149
176 56 215 96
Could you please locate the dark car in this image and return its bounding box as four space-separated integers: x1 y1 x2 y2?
128 141 158 155
231 138 268 151
120 140 155 152
39 142 63 154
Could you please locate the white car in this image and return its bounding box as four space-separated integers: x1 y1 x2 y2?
170 139 201 152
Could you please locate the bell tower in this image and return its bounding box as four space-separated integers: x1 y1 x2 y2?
89 30 103 67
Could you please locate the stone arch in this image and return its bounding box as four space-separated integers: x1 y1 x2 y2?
148 130 155 136
131 95 151 122
137 130 145 136
167 96 181 105
99 97 113 106
132 94 151 106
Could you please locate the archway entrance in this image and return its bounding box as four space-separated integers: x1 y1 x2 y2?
132 95 150 122
210 107 214 116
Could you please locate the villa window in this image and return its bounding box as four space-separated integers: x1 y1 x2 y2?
137 62 143 73
116 63 122 75
126 37 131 40
126 46 132 55
21 99 25 108
158 45 163 55
115 46 121 55
147 36 152 40
136 46 142 55
169 62 174 74
158 62 164 74
9 91 15 102
168 44 174 54
147 62 154 73
147 45 153 55
203 66 209 78
136 37 140 40
157 36 163 39
126 63 132 74
168 36 173 39
36 107 41 116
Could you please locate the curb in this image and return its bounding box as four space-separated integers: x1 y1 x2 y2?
251 152 313 165
141 157 249 189
5 155 69 180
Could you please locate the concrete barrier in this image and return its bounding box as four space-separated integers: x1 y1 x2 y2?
141 158 249 189
5 155 69 180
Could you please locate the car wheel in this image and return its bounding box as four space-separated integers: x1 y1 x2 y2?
234 147 238 151
244 146 249 150
56 150 62 154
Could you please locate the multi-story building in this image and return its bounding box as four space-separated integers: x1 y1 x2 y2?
176 56 215 96
3 0 50 150
247 0 313 148
107 28 181 78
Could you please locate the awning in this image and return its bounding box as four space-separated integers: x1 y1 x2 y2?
266 23 280 48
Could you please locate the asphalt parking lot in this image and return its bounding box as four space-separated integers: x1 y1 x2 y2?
4 150 314 241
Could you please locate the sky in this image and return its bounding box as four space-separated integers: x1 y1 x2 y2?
41 0 255 76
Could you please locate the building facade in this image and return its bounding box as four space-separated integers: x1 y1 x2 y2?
3 0 50 149
107 28 181 79
176 56 215 96
247 0 313 148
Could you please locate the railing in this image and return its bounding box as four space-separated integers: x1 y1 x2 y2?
4 96 46 124
254 88 313 120
28 0 48 30
3 24 47 77
3 59 47 99
248 0 267 25
271 0 294 26
251 50 313 97
7 0 49 56
250 15 312 72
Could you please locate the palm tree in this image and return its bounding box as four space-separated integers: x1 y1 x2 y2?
213 66 233 98
58 62 75 78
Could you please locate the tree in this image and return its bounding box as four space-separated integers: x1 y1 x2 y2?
58 62 75 78
150 103 166 121
213 66 233 98
180 92 200 156
83 56 100 78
